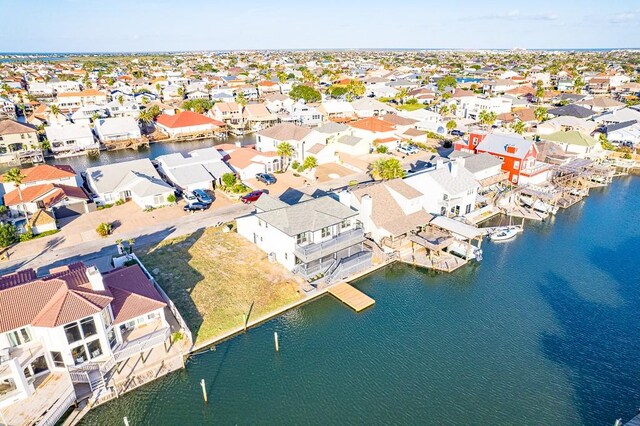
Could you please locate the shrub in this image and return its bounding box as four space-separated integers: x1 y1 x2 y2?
96 222 112 237
376 145 389 153
291 160 300 170
115 199 125 206
167 193 177 203
232 183 249 193
623 152 632 159
222 172 237 188
0 223 18 248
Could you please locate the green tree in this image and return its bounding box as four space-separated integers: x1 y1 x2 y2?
345 80 365 101
182 99 213 113
96 222 112 237
599 133 615 150
534 106 548 122
574 77 585 94
327 85 349 99
4 168 27 217
221 172 237 188
49 104 61 116
290 85 321 103
446 120 457 134
478 110 497 128
0 223 18 248
167 193 177 204
277 142 294 171
118 95 124 105
369 158 406 180
436 75 457 92
235 92 247 106
302 155 318 170
511 120 525 135
535 86 545 104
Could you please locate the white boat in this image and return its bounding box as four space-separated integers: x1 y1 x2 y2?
489 226 521 242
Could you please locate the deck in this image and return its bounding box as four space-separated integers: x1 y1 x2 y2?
328 283 375 312
400 250 467 273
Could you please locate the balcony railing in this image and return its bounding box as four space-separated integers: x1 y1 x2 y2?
294 227 365 263
112 327 170 362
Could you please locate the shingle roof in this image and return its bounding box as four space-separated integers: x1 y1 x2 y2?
0 119 37 135
256 123 313 141
548 104 596 119
542 131 599 147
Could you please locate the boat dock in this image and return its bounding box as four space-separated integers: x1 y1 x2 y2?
328 282 375 312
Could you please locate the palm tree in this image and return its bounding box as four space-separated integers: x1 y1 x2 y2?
127 238 135 254
277 142 294 171
446 120 457 134
91 112 101 123
49 104 61 116
4 168 27 218
369 158 406 180
478 110 496 129
511 120 525 135
440 105 450 117
535 86 545 104
534 107 548 123
117 95 124 106
450 104 457 117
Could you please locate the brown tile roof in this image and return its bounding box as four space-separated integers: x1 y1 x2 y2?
103 266 166 324
28 209 56 227
2 164 76 184
348 117 396 133
257 122 313 141
381 114 418 126
0 119 37 135
57 89 106 98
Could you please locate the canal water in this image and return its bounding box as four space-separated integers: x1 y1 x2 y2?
81 177 640 425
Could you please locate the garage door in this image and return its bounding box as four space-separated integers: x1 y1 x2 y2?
53 202 87 218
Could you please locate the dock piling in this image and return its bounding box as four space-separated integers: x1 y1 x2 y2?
200 379 208 403
274 332 279 352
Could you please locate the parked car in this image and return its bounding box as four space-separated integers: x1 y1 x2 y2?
451 129 465 137
397 144 418 155
192 189 213 205
183 202 209 212
241 190 265 204
256 173 277 185
183 192 197 203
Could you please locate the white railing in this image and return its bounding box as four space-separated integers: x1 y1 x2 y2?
325 250 373 284
37 387 76 426
69 370 90 383
294 227 365 262
112 327 170 362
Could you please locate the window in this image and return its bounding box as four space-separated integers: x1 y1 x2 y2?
87 340 103 359
71 345 88 365
101 308 112 327
51 351 65 368
296 232 308 245
440 207 446 215
472 137 478 146
64 323 82 344
30 356 49 375
512 175 518 183
107 329 117 348
513 161 520 170
321 227 331 239
6 327 31 347
465 204 472 214
443 194 449 201
80 318 97 338
153 194 165 205
341 219 351 230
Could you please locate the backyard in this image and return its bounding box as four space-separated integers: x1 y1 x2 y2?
138 227 303 345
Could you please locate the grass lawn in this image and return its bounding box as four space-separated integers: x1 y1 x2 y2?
139 228 303 345
396 103 426 112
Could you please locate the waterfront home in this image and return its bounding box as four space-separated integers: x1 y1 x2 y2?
576 96 625 113
0 164 80 195
54 89 108 112
468 132 550 185
405 158 480 217
236 195 372 284
156 111 225 139
210 101 244 131
156 147 233 192
45 123 99 154
85 158 174 208
541 131 602 157
94 117 142 144
0 97 16 120
338 179 432 247
3 181 90 222
350 98 395 118
288 101 323 127
218 144 282 180
603 121 640 146
0 262 172 426
0 119 41 164
593 107 640 125
242 103 277 132
317 100 356 122
255 122 322 164
106 99 140 119
70 105 108 126
449 151 508 191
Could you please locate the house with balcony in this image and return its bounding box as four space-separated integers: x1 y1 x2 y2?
45 122 99 154
0 119 42 164
0 261 182 426
236 195 372 286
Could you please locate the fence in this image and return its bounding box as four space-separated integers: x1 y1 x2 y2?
37 387 76 426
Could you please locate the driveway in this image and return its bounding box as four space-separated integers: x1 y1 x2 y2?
244 170 306 197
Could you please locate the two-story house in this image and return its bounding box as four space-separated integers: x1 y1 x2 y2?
236 195 372 285
0 119 41 164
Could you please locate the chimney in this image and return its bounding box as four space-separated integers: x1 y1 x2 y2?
361 194 373 217
85 266 105 292
338 190 351 208
456 157 466 169
506 144 517 154
450 161 459 178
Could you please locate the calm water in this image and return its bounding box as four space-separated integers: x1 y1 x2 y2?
81 177 640 425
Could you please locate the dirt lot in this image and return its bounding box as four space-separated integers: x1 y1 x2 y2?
138 227 303 344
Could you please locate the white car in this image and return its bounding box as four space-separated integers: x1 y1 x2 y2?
397 144 418 155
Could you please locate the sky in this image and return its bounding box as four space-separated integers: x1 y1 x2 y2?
1 0 639 52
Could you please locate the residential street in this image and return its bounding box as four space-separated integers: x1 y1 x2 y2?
0 202 252 275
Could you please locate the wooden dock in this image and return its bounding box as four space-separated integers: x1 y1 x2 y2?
328 283 375 312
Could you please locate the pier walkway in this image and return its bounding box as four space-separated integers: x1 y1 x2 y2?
328 282 375 312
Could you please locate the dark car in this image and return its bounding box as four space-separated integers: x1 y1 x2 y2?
256 173 277 185
183 202 209 212
192 189 213 205
451 129 465 137
241 190 265 204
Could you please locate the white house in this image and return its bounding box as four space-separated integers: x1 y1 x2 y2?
94 117 141 143
236 195 372 283
404 158 480 217
85 158 174 209
0 262 170 425
255 123 323 163
156 147 234 192
45 123 98 154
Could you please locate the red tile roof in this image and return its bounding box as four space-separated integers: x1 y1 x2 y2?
2 164 76 184
104 266 166 324
156 111 225 129
3 183 88 207
348 117 396 133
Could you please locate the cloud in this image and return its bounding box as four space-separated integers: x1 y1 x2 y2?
462 9 558 22
609 12 638 24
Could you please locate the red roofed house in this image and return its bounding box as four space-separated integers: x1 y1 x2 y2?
347 117 398 148
0 261 175 424
1 164 92 221
257 80 281 96
459 132 551 185
156 110 225 139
